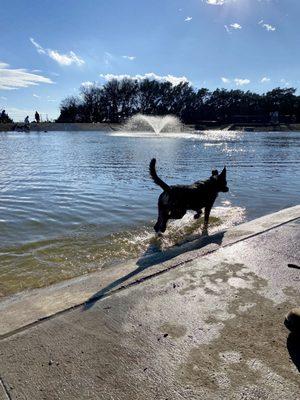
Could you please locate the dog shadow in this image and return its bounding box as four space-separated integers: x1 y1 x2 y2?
287 332 300 372
83 228 225 310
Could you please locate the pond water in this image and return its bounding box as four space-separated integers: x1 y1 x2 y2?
0 130 299 297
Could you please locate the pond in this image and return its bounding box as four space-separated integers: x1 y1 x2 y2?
0 129 299 297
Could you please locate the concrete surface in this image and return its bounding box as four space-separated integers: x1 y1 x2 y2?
0 209 299 399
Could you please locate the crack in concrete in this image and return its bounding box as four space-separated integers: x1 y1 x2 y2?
0 377 12 400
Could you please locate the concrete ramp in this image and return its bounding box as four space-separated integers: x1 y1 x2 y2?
0 207 299 399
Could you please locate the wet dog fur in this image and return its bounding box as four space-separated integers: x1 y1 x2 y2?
149 158 229 234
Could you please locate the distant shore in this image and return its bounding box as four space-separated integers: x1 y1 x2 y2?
1 122 300 132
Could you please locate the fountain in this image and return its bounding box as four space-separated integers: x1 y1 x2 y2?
122 114 183 134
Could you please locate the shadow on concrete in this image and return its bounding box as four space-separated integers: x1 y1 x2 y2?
82 230 225 311
287 333 300 372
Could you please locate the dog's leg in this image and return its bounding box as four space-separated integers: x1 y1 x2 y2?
154 207 169 234
203 205 213 234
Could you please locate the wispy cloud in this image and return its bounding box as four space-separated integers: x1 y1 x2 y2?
0 63 9 68
206 0 226 5
100 72 190 86
0 96 7 101
0 61 53 90
230 23 242 30
103 52 114 66
225 22 242 33
221 77 250 86
261 77 270 83
221 77 230 83
280 78 290 87
258 20 276 31
122 55 136 61
30 38 85 66
33 94 41 98
263 23 276 31
234 78 250 86
184 17 193 22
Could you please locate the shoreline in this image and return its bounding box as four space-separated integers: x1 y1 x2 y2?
0 205 299 337
1 122 300 132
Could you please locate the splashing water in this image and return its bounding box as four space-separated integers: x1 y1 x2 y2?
122 114 183 134
0 202 245 298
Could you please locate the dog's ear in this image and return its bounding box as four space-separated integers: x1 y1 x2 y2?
219 167 226 178
212 169 219 176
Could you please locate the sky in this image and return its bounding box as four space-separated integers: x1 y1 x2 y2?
0 0 299 121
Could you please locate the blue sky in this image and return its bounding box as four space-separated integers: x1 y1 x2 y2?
0 0 299 121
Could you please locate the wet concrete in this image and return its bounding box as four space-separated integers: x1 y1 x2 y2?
0 210 299 399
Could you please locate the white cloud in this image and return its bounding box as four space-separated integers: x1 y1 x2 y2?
122 55 136 61
0 61 53 90
30 38 46 54
280 78 290 87
100 72 190 86
206 0 226 5
262 23 276 31
185 17 193 22
30 38 85 66
224 25 231 33
259 21 276 31
103 52 114 66
230 23 242 29
234 78 250 86
261 77 270 83
0 96 7 100
33 94 41 98
48 50 84 66
221 77 231 83
81 81 94 88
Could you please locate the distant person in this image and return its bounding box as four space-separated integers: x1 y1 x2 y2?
24 116 30 125
35 111 40 123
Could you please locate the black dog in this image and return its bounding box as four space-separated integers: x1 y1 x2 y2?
149 158 229 234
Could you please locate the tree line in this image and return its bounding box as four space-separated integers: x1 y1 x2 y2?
2 79 299 124
56 79 300 125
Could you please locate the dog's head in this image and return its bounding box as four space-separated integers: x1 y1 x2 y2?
211 167 229 192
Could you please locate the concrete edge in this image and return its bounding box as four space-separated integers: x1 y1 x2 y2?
0 205 299 338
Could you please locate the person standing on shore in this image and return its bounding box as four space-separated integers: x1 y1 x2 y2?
35 111 40 123
24 116 29 126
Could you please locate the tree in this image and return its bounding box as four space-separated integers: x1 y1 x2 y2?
0 109 13 123
57 78 300 124
56 96 82 122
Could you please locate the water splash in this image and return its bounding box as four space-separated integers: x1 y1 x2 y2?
0 202 245 298
122 114 183 134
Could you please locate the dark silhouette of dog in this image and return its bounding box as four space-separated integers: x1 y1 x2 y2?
149 158 229 234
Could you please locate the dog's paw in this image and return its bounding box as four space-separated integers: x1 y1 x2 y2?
202 226 208 236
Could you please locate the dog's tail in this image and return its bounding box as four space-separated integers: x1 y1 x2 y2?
149 158 170 192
